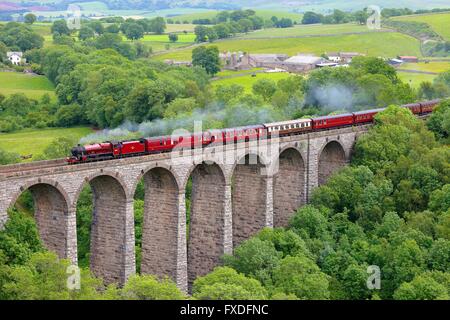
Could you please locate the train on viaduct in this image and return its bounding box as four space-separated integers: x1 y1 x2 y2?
0 123 372 292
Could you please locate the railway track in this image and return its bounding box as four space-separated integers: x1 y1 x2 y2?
0 158 68 175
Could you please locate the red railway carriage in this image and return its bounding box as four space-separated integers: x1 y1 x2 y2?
221 125 265 144
403 102 421 115
146 136 176 153
312 113 354 130
120 139 146 156
353 108 384 124
420 99 440 114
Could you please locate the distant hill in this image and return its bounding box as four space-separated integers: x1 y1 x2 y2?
3 0 450 12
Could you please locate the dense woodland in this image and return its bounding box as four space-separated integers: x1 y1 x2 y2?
0 15 449 300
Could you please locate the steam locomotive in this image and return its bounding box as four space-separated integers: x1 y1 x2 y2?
67 99 441 164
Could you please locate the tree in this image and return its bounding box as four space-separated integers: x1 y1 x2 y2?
354 10 369 25
194 25 209 42
168 33 178 43
51 20 71 36
192 267 268 300
272 255 330 299
393 273 449 300
302 11 323 24
223 237 282 286
289 205 329 239
341 264 372 299
148 17 166 34
0 23 44 51
215 84 244 104
78 26 95 41
88 21 104 35
163 97 197 118
332 9 348 23
105 23 120 34
119 275 185 300
206 28 218 42
124 23 144 40
238 18 253 32
0 251 103 300
351 56 399 84
192 46 221 76
24 13 36 25
427 99 450 140
216 11 230 23
428 239 450 272
213 23 231 39
252 78 277 101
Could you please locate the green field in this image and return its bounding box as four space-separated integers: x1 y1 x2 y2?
156 32 422 61
0 72 55 100
399 61 450 73
0 127 93 158
216 68 264 78
398 72 438 88
239 23 387 38
212 72 292 93
392 12 450 40
166 24 197 33
171 9 303 23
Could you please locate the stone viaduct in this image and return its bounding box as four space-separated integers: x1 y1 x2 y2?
0 125 369 292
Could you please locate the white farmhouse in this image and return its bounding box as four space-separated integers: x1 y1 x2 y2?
7 52 24 65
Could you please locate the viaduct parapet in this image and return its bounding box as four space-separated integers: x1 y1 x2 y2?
0 125 369 292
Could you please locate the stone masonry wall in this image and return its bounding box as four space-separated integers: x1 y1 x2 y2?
187 163 226 287
90 175 131 285
31 184 69 259
232 155 267 247
273 148 306 227
141 168 179 281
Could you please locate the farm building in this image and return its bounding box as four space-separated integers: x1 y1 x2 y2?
7 52 24 65
327 52 364 64
280 54 326 72
220 51 252 70
248 53 289 68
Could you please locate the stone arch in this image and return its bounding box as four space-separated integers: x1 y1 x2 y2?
131 163 182 197
139 167 180 282
74 172 132 285
187 162 226 286
9 179 72 260
72 171 130 208
232 153 267 247
273 148 306 227
318 140 347 186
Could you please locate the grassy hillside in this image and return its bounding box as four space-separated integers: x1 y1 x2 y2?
239 23 386 38
398 72 437 88
392 12 450 40
399 61 450 73
156 32 422 61
0 72 55 100
0 127 93 158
